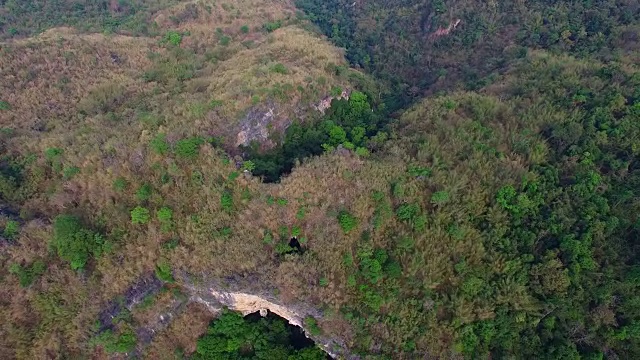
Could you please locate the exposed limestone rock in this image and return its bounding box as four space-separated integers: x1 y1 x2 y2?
210 290 306 327
235 106 276 147
314 90 350 114
186 284 350 359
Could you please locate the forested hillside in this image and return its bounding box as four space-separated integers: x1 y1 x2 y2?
1 0 639 359
296 0 640 106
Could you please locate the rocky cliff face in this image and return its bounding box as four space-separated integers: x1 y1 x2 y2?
182 278 352 359
233 91 351 151
314 90 350 114
234 102 285 149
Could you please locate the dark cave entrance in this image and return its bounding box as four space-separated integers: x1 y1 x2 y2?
243 310 332 358
288 237 302 252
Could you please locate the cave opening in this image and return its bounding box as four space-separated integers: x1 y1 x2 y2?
243 310 333 358
288 237 302 252
198 308 332 358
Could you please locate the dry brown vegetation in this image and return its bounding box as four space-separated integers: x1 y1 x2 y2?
2 0 640 358
0 0 361 357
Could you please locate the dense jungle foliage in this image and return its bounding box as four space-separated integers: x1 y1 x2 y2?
244 90 387 181
1 0 639 359
195 310 328 359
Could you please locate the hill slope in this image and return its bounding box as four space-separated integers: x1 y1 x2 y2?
1 0 639 359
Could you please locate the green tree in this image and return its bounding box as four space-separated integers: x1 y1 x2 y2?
195 310 326 359
328 125 347 146
51 215 104 270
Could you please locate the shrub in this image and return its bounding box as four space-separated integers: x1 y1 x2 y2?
275 242 296 255
338 211 358 233
270 63 288 74
263 20 282 32
136 293 157 309
156 207 173 232
135 183 153 201
162 238 180 250
0 100 11 110
3 220 19 239
78 83 126 115
162 30 182 46
413 215 427 232
443 98 458 110
431 191 450 205
209 99 224 108
263 230 274 244
131 206 150 225
155 260 174 282
52 215 105 270
150 133 169 155
304 316 321 335
408 165 432 177
44 147 63 161
384 260 403 278
396 203 420 222
187 102 207 119
191 171 204 185
355 147 370 157
175 137 205 159
296 207 306 220
0 127 14 136
93 327 137 353
62 166 80 179
359 256 383 284
113 177 128 192
161 172 171 184
9 260 46 287
240 25 249 33
221 190 234 212
242 160 255 171
219 35 231 46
